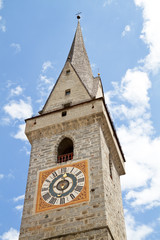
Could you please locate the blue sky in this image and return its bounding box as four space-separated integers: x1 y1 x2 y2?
0 0 160 239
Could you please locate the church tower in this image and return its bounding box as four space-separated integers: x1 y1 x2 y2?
19 18 127 240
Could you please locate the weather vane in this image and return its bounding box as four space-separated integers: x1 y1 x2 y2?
76 12 82 20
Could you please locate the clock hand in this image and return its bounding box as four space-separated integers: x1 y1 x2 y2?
62 173 67 178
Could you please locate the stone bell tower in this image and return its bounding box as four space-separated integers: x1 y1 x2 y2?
19 18 127 240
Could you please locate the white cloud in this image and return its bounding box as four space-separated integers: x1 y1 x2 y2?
1 117 11 125
0 228 19 240
15 205 23 211
13 194 25 202
7 173 15 179
0 24 5 32
10 43 21 53
39 74 53 85
91 63 96 71
104 0 160 234
119 123 160 199
4 98 33 120
0 16 6 32
42 61 53 72
20 145 30 155
109 0 160 209
106 69 151 120
134 0 160 73
103 0 113 7
10 86 23 96
3 93 33 142
37 62 55 105
106 93 160 209
105 67 160 209
13 124 27 141
39 74 54 95
122 25 131 37
0 0 3 9
37 74 54 104
0 173 15 180
125 210 153 240
0 174 4 180
121 69 150 106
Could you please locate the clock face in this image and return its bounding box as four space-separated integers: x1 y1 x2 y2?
41 166 85 205
36 160 89 213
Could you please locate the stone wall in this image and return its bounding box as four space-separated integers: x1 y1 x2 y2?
19 101 126 240
20 120 108 240
100 128 127 240
43 61 91 114
45 227 113 240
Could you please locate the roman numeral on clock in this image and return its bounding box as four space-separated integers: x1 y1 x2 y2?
41 187 48 192
49 197 57 205
70 167 74 173
70 193 75 199
78 177 84 183
60 198 65 205
75 171 82 176
52 172 58 178
42 193 51 201
45 179 50 183
61 167 66 173
75 185 83 192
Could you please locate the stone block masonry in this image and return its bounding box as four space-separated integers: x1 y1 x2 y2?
19 106 126 239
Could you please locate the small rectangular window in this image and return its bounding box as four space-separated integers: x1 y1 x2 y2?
66 69 70 74
63 102 71 108
62 111 67 117
65 89 71 96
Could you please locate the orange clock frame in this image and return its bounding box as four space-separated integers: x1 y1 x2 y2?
36 160 89 213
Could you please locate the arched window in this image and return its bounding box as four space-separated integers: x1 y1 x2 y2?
57 137 73 163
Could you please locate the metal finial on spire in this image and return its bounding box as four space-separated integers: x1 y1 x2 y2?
98 68 100 76
76 12 82 20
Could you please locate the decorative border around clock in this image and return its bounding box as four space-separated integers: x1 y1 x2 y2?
36 160 89 213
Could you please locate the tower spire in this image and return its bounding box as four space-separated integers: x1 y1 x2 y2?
67 21 94 96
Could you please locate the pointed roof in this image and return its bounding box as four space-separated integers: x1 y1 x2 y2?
67 21 95 97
